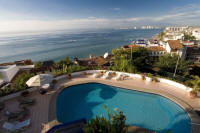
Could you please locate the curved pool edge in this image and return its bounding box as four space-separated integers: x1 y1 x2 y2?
48 79 200 133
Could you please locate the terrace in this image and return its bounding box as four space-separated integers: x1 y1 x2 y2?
0 70 200 133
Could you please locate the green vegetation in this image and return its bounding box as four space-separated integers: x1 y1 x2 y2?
155 54 190 76
12 72 33 91
0 72 2 79
158 32 165 41
111 47 151 73
0 72 33 97
184 33 196 41
34 61 43 68
188 76 200 93
83 106 127 133
110 48 192 84
51 57 88 77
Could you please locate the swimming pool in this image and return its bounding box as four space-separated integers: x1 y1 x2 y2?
56 83 191 133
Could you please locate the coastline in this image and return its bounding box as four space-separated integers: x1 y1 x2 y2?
0 29 162 64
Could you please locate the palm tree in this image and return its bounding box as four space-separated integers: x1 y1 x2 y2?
190 76 200 97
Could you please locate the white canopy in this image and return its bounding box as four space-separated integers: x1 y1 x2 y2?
26 74 53 87
104 52 108 59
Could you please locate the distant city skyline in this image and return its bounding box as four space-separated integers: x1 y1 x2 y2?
0 0 200 32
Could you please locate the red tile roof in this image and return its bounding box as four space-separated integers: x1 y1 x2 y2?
167 40 183 51
147 46 165 51
128 44 140 48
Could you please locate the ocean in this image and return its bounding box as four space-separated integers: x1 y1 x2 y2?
0 29 162 63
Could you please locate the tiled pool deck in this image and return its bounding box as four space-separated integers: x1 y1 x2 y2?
1 74 200 133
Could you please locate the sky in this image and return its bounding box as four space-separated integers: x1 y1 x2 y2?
0 0 200 32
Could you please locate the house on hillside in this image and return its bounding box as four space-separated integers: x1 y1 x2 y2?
163 34 184 41
135 40 148 47
148 39 159 47
192 30 200 40
185 45 200 63
147 46 166 56
165 40 184 58
182 41 194 46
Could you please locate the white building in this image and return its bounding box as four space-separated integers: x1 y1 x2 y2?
165 26 188 33
0 65 19 82
163 33 184 41
165 40 184 58
148 46 166 56
135 40 148 47
148 39 159 47
192 30 200 40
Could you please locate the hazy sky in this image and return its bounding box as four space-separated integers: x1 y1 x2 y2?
0 0 200 32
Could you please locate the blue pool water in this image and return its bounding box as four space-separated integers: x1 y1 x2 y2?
56 83 191 133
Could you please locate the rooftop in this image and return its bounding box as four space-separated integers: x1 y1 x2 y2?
147 46 165 51
167 40 183 51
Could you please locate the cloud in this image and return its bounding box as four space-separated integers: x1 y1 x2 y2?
0 4 200 33
127 4 200 25
112 8 120 11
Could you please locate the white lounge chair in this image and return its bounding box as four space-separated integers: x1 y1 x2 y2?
102 71 110 79
114 73 121 81
114 74 129 81
93 71 104 78
3 119 31 132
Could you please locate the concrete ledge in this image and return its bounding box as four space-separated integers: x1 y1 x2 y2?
55 70 192 92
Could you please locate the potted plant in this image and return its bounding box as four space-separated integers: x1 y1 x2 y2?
141 74 146 80
190 90 197 98
82 71 87 76
151 77 160 82
66 73 72 79
189 76 200 98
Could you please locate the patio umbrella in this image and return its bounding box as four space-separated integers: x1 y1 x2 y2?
26 74 53 87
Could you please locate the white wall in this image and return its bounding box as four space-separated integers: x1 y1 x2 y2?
55 70 192 92
192 31 200 40
18 65 35 69
0 65 19 82
165 42 171 53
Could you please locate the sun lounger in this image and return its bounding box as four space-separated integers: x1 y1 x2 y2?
102 71 109 79
6 108 29 121
114 74 129 81
3 119 30 132
93 71 104 78
114 73 121 81
103 72 114 79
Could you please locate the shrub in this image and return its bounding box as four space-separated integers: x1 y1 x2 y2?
83 106 127 133
12 72 33 91
0 73 2 79
0 86 13 97
35 61 43 69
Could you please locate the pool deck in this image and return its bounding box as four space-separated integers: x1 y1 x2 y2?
1 74 200 133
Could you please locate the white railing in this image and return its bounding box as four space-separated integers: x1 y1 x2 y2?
0 70 195 102
55 70 192 92
17 65 35 69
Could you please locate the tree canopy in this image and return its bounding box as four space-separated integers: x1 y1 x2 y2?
111 47 151 73
155 54 189 76
83 106 127 133
184 33 196 41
